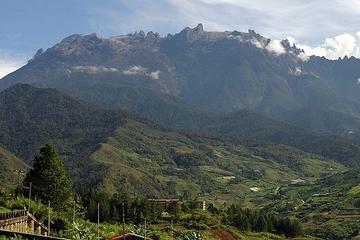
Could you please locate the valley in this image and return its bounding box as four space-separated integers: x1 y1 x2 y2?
1 24 360 239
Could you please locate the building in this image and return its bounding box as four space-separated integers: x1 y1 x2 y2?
109 233 153 240
147 198 181 210
290 179 306 185
147 198 180 205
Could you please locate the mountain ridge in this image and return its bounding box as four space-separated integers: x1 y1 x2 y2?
3 24 360 120
48 83 360 167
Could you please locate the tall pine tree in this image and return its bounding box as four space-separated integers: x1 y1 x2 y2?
24 143 73 211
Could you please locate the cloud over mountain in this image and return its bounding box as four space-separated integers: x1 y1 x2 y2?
123 65 161 79
290 32 360 60
265 40 286 55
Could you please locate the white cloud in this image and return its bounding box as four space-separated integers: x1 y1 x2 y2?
288 67 303 76
123 65 148 75
150 70 161 80
250 39 263 49
289 33 360 60
123 65 161 79
286 36 297 46
87 0 360 60
91 0 360 46
0 51 25 79
73 65 119 74
297 52 310 61
265 40 286 55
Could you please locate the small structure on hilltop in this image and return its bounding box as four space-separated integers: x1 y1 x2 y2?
290 179 306 185
109 233 153 240
147 198 181 204
250 187 260 192
147 198 207 211
147 198 181 210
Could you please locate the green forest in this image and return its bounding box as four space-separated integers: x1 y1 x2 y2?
0 143 306 240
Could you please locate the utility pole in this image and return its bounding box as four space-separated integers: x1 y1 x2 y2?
122 202 126 240
144 217 147 240
97 203 100 240
171 219 174 240
72 200 76 233
13 170 25 195
48 201 51 236
28 182 32 213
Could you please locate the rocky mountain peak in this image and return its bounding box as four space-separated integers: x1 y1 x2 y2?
28 48 44 63
172 23 233 42
127 30 146 39
193 23 204 32
280 39 301 55
176 23 206 42
146 31 159 38
49 33 104 56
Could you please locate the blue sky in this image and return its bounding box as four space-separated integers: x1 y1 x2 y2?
1 0 360 77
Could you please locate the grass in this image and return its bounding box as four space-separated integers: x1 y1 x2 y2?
348 184 360 196
262 169 360 239
82 120 346 203
0 145 28 189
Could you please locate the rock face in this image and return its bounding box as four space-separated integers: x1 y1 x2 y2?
2 24 360 118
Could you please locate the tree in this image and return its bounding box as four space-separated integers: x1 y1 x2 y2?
23 143 73 211
255 215 268 232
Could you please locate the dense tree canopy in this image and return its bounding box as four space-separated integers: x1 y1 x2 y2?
24 143 73 211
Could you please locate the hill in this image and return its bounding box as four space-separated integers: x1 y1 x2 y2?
2 83 360 171
0 84 347 200
0 84 127 165
79 118 346 202
48 83 360 167
263 169 360 239
279 108 360 137
0 145 28 189
58 84 217 130
0 84 355 240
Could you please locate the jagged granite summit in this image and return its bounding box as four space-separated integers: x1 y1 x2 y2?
2 24 360 118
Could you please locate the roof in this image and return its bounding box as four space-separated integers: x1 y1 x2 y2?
290 179 306 184
250 187 260 192
109 233 153 240
147 198 180 202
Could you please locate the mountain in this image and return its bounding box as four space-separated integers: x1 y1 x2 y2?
279 108 360 137
42 83 360 167
2 24 360 121
0 84 126 164
55 83 218 130
2 83 359 239
0 145 28 189
2 25 360 239
2 83 360 168
0 84 347 198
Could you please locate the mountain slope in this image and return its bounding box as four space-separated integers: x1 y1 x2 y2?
264 168 360 239
0 145 28 189
0 84 126 164
0 84 347 199
79 118 345 201
279 108 360 137
56 83 218 130
47 83 360 167
2 25 360 119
